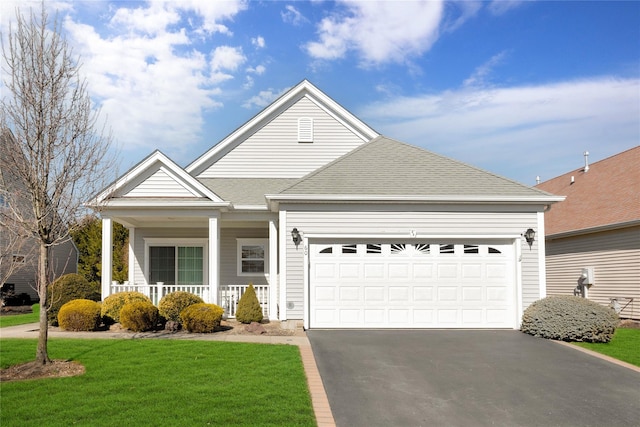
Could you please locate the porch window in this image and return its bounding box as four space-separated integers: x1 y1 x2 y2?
237 239 268 276
149 245 204 285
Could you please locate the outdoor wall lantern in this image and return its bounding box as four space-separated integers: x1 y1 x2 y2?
524 228 536 248
291 228 302 247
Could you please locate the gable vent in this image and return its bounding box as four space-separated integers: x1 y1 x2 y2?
298 117 314 143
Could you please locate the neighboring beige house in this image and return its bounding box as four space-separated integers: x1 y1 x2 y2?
0 130 78 303
536 147 640 320
92 80 562 329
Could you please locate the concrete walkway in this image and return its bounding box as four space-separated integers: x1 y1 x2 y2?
1 323 336 427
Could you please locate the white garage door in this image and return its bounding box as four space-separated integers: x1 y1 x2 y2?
310 241 515 328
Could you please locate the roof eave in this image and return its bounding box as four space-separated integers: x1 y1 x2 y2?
546 219 640 240
265 194 565 210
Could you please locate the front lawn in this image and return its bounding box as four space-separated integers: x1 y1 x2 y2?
0 304 39 328
573 328 640 367
0 338 315 426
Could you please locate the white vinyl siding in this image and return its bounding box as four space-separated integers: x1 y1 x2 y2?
197 97 366 178
546 226 640 320
283 205 543 321
125 167 198 198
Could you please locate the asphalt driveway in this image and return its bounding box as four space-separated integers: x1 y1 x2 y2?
307 330 640 427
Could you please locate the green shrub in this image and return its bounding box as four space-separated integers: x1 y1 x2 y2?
235 284 263 324
521 295 619 343
180 303 224 333
58 299 102 331
120 301 159 332
158 292 204 323
101 292 152 324
47 273 101 326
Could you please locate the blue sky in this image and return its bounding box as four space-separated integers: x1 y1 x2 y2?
2 1 638 185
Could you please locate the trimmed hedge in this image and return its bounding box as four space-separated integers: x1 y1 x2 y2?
58 299 102 331
47 273 101 326
120 301 159 332
158 292 204 323
180 303 224 333
521 295 619 343
235 284 263 324
101 292 152 324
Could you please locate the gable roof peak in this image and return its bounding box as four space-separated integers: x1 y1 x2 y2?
186 79 379 176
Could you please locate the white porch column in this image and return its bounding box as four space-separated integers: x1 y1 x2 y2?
101 217 113 300
127 227 135 284
208 213 220 305
278 209 287 320
268 219 278 320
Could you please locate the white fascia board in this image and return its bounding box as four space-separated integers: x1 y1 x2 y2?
100 199 231 208
265 194 566 208
186 80 379 175
91 151 224 205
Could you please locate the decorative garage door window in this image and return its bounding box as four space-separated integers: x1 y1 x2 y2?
315 243 505 256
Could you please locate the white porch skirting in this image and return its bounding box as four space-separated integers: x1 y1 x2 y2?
109 282 269 318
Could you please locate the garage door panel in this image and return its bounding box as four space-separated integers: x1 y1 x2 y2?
413 286 433 301
413 263 433 278
462 264 482 279
339 286 360 301
314 286 335 302
437 287 458 302
364 286 385 302
310 242 515 329
462 309 483 324
364 263 385 278
389 286 410 302
389 263 410 279
462 287 483 302
364 309 385 323
339 264 360 278
437 264 458 279
339 309 360 323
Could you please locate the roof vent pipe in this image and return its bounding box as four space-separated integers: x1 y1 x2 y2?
536 176 540 185
584 151 590 172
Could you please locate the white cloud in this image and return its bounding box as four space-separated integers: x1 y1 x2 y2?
281 5 308 26
488 0 526 15
247 64 266 75
242 87 289 109
360 77 640 183
59 2 246 157
463 51 508 88
251 35 265 48
305 0 444 66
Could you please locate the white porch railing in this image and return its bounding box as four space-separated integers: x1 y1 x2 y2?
109 282 269 318
110 281 210 306
219 284 269 318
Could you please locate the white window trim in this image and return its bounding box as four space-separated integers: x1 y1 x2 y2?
237 238 269 277
143 238 208 286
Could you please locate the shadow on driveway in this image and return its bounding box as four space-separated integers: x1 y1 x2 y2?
308 330 640 427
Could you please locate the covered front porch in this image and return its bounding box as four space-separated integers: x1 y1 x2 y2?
100 209 280 320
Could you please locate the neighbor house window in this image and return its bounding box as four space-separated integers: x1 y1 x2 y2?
0 193 9 209
12 255 25 264
237 239 269 276
146 239 207 286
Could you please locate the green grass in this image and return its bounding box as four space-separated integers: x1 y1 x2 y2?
0 304 40 328
573 328 640 367
0 338 316 426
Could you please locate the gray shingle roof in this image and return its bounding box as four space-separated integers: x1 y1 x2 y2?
279 136 554 198
199 178 299 206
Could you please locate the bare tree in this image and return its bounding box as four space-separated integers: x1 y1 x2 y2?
1 4 115 364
